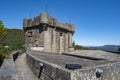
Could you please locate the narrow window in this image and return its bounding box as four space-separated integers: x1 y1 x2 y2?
60 33 62 36
35 44 38 47
28 31 33 37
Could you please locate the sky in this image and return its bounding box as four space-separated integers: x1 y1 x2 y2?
0 0 120 46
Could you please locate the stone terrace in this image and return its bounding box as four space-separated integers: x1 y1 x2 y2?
28 50 120 69
65 50 120 61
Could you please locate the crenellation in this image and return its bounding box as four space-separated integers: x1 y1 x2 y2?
27 19 32 27
40 13 49 24
33 16 40 25
23 13 75 32
23 18 28 27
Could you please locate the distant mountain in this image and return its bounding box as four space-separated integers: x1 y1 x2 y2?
86 45 119 52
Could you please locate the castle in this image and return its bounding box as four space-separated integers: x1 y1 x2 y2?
23 13 75 53
1 13 120 80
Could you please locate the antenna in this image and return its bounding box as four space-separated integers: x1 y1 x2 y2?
46 4 48 13
69 16 71 24
29 9 31 18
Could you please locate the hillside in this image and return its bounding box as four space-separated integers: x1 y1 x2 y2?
0 29 25 53
86 45 119 52
1 29 25 45
5 29 25 44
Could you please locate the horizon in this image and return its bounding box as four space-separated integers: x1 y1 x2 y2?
0 0 120 46
5 28 120 46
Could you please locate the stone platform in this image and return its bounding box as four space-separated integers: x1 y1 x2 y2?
26 50 120 80
64 50 120 62
28 50 120 69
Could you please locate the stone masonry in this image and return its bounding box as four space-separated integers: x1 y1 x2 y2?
23 13 75 54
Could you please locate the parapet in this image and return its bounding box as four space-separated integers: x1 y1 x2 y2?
23 13 75 32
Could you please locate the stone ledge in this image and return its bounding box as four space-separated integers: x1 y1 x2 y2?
30 47 44 51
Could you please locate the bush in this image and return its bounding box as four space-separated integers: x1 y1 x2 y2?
0 20 7 41
72 41 88 50
0 52 6 66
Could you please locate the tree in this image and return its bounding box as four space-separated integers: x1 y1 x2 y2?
0 20 7 66
0 52 6 66
0 20 7 41
72 41 88 50
72 41 75 48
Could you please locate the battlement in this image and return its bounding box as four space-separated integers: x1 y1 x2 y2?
23 13 75 32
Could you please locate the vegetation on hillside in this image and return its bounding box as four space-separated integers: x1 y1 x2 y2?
0 20 7 66
0 20 7 41
0 29 25 54
0 20 25 66
0 52 6 66
72 41 88 50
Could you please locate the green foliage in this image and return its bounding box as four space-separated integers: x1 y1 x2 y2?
0 28 25 66
72 41 75 48
0 51 6 66
0 29 25 54
75 45 88 50
0 20 7 66
0 20 7 41
72 41 88 50
4 29 25 44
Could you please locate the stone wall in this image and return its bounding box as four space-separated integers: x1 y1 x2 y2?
26 52 72 80
23 12 75 54
26 51 120 80
24 24 74 54
71 62 120 80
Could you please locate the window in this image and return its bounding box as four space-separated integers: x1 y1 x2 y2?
60 33 62 36
28 31 33 37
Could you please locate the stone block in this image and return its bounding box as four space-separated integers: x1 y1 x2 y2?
42 63 56 79
55 67 71 80
40 13 48 24
71 62 120 80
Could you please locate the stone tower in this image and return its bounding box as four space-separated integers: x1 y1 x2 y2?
23 13 75 54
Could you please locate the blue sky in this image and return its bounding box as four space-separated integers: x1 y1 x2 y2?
0 0 120 46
